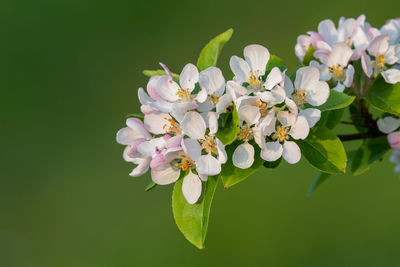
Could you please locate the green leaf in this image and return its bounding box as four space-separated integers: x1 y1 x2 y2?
142 69 180 80
317 90 355 112
319 108 345 130
126 113 144 120
265 55 285 73
296 125 347 174
197 28 234 71
351 136 391 176
215 104 240 145
366 76 400 115
144 181 157 192
263 157 282 169
307 172 331 198
172 174 218 249
302 44 316 66
221 140 264 188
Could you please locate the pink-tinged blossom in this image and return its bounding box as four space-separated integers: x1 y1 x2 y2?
388 132 400 150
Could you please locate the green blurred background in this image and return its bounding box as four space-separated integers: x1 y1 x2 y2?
1 0 400 266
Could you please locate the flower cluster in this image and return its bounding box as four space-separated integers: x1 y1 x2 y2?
117 44 329 204
116 15 400 249
295 15 400 90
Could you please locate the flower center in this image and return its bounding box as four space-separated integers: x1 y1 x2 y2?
208 93 221 105
199 135 217 154
375 53 387 68
252 100 268 117
277 126 289 142
345 38 352 47
329 64 344 79
163 118 182 136
293 89 308 106
247 70 263 92
176 88 191 102
238 125 253 142
174 156 195 171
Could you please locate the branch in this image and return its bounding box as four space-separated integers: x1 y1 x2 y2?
338 132 384 141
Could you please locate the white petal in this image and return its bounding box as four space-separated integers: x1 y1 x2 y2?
299 108 321 128
217 139 227 164
381 67 400 84
195 87 208 103
199 173 208 182
181 138 202 161
226 80 250 98
289 115 310 140
116 127 139 145
232 142 255 169
330 42 354 66
285 98 298 115
199 67 225 95
180 63 199 91
151 165 180 185
333 82 345 93
129 157 151 177
235 95 258 110
182 171 202 204
261 117 276 137
282 141 301 164
165 134 183 148
208 112 218 135
318 19 338 45
283 75 294 95
377 116 400 134
294 66 320 90
155 75 180 102
126 118 152 139
244 44 270 76
368 35 389 55
261 140 283 162
216 93 233 114
264 67 282 90
170 102 198 122
344 64 355 87
138 87 153 105
144 113 171 135
196 154 221 176
137 137 165 156
181 111 206 139
277 111 296 127
306 81 330 106
361 52 373 77
229 56 251 85
238 105 261 126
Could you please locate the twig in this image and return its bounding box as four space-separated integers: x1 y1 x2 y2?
338 132 383 141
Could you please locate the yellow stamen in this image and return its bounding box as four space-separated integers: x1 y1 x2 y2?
237 125 253 142
162 118 182 136
252 100 268 117
176 88 190 101
293 89 308 106
345 38 352 47
199 135 217 154
248 70 262 86
329 64 344 79
208 93 221 105
375 52 387 68
177 156 195 171
277 126 289 142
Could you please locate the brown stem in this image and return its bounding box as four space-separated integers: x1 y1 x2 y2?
338 132 383 141
340 121 368 127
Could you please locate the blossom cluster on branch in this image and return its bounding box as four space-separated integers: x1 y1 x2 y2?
116 15 400 249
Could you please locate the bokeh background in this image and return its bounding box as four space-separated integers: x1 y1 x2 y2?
2 0 400 266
